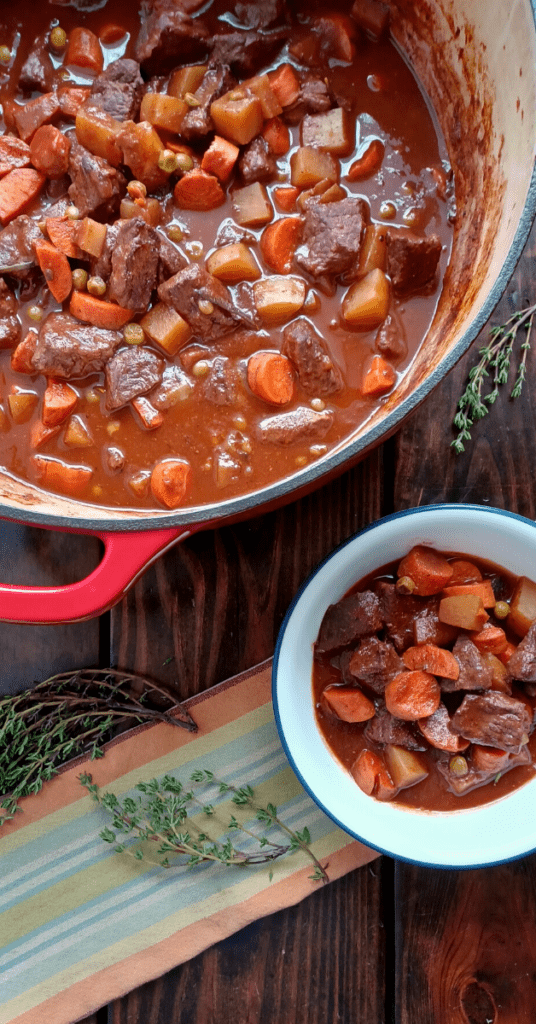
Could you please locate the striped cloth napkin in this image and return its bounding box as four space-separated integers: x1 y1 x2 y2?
0 659 378 1024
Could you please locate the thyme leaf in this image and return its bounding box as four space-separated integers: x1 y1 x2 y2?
0 669 196 827
452 302 536 452
80 769 329 883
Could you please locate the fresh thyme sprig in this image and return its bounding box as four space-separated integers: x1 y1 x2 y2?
0 669 196 826
452 301 536 453
80 768 329 883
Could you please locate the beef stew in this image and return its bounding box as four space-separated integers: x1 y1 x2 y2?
313 546 536 811
0 0 452 510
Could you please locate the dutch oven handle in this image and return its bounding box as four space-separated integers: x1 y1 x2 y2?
0 526 194 624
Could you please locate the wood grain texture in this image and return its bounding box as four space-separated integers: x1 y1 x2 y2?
109 859 388 1024
393 217 536 1024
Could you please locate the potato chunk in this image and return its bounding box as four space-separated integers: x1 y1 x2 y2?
168 65 207 99
232 182 273 227
210 92 263 146
75 104 121 167
253 276 306 325
301 108 354 156
141 303 191 357
139 93 188 134
206 243 261 283
342 269 390 330
290 147 339 188
509 576 536 637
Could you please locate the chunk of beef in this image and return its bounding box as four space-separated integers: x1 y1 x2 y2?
180 66 236 141
0 278 21 348
351 0 390 40
316 590 382 654
364 705 425 750
68 142 126 218
105 347 164 411
451 692 533 753
135 2 210 74
239 137 277 184
19 33 54 93
441 635 494 693
346 636 403 694
374 312 408 362
507 623 536 683
158 264 246 342
376 581 433 653
233 0 288 29
108 218 160 313
89 59 144 122
437 745 531 796
413 605 458 647
295 198 367 279
152 363 193 408
215 220 256 247
284 73 332 125
34 313 122 378
0 215 41 275
209 28 288 76
282 318 342 396
202 356 236 405
386 230 442 294
256 406 333 445
91 223 120 280
157 231 187 284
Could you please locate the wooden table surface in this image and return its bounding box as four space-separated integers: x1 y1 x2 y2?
3 219 536 1024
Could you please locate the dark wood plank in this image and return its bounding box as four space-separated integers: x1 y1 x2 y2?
107 449 388 1022
109 858 389 1024
393 219 536 1023
395 859 536 1024
0 521 102 693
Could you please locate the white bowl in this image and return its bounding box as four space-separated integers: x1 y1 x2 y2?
273 504 536 868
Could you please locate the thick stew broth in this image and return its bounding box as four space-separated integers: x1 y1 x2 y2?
0 0 452 510
313 550 536 812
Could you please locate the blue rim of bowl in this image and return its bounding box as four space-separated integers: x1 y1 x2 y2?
272 503 536 870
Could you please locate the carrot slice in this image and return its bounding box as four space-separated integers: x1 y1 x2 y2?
273 186 300 212
174 169 225 211
0 168 46 226
268 64 301 107
30 124 71 179
402 644 460 680
350 749 396 800
69 290 132 330
99 23 127 44
66 27 103 74
397 545 454 596
46 217 81 259
247 351 295 405
260 217 302 275
469 624 507 655
200 136 240 182
150 458 191 509
30 420 61 450
323 686 375 722
385 670 441 721
131 396 164 430
498 641 517 666
471 745 509 772
442 580 496 608
347 139 384 181
11 332 37 374
361 354 396 397
448 559 483 585
42 378 78 428
32 454 93 497
34 240 73 303
262 116 291 156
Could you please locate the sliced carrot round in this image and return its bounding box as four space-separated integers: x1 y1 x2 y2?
247 351 295 406
150 458 192 509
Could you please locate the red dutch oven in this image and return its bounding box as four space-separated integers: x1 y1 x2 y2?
2 0 536 623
